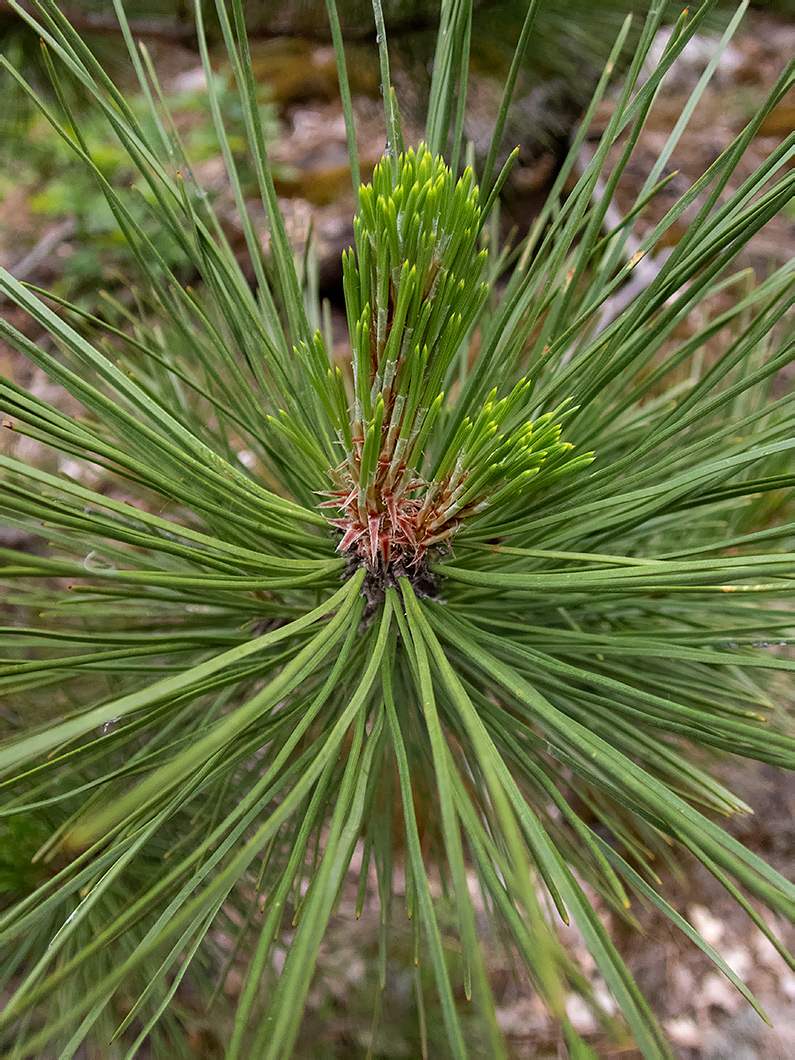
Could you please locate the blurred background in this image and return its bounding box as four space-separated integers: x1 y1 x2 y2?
1 2 794 1056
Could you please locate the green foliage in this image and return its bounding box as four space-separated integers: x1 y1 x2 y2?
311 145 590 580
1 65 277 304
0 0 794 1057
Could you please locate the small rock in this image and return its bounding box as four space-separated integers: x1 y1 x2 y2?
699 972 741 1013
665 1016 702 1049
496 997 546 1036
642 29 744 91
565 993 598 1035
753 932 788 972
723 946 752 981
172 66 208 93
689 904 724 947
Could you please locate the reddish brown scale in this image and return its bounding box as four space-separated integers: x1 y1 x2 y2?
324 446 481 573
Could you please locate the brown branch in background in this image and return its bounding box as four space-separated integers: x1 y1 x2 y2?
0 0 199 43
0 0 505 45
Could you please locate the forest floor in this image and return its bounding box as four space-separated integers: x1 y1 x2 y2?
1 7 794 1058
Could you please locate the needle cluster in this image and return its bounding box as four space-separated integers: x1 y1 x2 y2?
316 146 584 590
